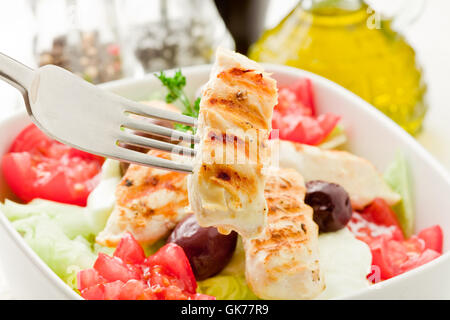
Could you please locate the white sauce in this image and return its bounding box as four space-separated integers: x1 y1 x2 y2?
86 159 121 233
315 228 372 299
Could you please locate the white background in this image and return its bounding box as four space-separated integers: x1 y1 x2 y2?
0 0 449 298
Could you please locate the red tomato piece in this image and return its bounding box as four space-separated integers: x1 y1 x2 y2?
361 198 402 229
276 87 314 117
273 111 340 146
2 124 104 206
316 113 341 140
418 225 443 254
118 280 146 300
282 78 316 116
103 280 124 300
271 79 340 146
94 253 141 283
368 236 395 280
114 233 146 265
141 288 158 300
8 123 50 153
162 285 190 300
398 249 441 274
77 268 105 291
403 236 425 254
193 293 217 300
80 284 105 300
146 243 197 294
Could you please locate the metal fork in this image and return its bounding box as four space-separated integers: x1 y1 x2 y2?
0 52 198 173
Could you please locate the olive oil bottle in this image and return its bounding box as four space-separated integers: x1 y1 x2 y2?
249 0 427 135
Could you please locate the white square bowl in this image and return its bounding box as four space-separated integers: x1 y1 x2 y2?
0 64 449 299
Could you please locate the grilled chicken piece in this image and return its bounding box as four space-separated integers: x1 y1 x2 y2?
243 167 325 300
277 140 401 210
96 150 190 247
188 48 278 237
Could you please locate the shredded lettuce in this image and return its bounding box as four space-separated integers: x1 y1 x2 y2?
319 125 347 150
197 236 259 300
0 159 121 289
220 236 246 276
198 275 259 300
11 215 98 287
384 152 414 237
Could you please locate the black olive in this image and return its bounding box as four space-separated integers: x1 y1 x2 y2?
305 180 352 232
167 214 237 280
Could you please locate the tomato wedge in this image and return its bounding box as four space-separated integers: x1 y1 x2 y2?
398 249 441 274
361 198 403 236
418 225 443 254
146 243 197 294
77 268 105 291
271 79 340 145
93 253 141 283
2 124 104 206
286 78 316 115
368 235 396 280
114 233 146 264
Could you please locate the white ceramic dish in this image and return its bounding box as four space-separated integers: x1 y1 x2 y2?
0 64 449 300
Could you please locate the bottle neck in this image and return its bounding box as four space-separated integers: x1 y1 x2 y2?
300 0 364 13
294 0 369 27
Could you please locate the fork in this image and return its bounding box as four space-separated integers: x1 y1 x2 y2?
0 52 198 173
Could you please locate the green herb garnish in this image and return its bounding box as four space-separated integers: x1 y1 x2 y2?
155 70 200 133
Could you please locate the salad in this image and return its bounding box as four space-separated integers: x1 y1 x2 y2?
0 57 444 299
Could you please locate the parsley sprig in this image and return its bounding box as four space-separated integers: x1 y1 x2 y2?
155 70 200 132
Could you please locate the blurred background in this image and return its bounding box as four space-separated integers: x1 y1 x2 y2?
0 0 449 170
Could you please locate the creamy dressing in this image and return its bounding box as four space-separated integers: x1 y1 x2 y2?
315 228 372 300
86 159 121 233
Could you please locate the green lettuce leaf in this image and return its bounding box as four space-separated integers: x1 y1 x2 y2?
11 214 97 289
197 275 259 300
197 237 259 300
384 152 414 237
0 159 121 289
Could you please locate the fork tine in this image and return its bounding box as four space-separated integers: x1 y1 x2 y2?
119 131 196 157
115 147 193 173
121 116 198 144
123 98 197 127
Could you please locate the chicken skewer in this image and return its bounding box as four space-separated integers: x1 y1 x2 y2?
243 167 325 300
188 47 278 237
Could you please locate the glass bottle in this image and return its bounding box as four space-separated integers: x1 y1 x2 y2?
249 0 427 135
30 0 124 84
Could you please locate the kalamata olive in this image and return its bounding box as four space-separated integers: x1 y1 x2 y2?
305 180 352 232
167 214 238 280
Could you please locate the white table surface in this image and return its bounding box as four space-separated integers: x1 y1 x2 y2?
0 0 449 299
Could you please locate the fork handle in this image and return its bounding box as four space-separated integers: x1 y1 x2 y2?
0 52 34 95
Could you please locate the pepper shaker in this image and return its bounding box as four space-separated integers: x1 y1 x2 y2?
114 0 235 76
30 0 126 84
